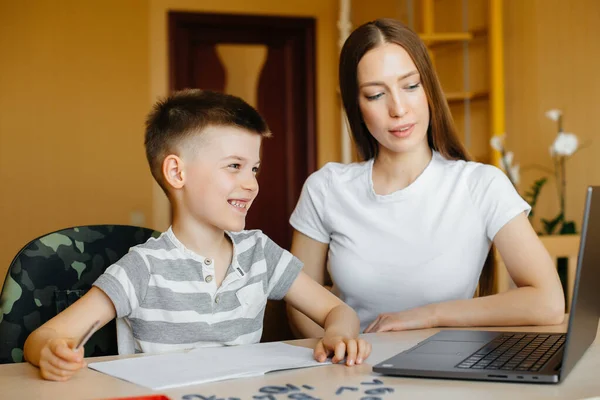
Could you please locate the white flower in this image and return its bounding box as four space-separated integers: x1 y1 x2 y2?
545 109 562 122
510 164 520 185
500 151 519 185
490 135 504 151
552 132 579 156
504 151 514 166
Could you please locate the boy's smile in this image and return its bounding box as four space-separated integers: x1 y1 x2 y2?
227 198 252 213
176 125 262 232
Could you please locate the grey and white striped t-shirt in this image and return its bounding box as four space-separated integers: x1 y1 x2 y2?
93 227 303 355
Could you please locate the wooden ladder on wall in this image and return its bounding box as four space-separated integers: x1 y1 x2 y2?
411 1 577 311
407 0 504 165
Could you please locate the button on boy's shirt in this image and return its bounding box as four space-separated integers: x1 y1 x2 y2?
93 228 303 355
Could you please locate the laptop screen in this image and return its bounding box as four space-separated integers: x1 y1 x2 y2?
560 186 600 379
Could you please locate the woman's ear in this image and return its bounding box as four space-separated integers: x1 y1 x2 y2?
163 155 185 190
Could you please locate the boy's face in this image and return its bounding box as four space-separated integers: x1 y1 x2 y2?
178 126 262 232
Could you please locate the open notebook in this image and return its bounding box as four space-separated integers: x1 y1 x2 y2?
88 342 330 390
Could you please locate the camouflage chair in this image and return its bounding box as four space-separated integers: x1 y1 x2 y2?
0 225 160 364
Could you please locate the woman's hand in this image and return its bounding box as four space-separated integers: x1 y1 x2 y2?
313 335 371 366
38 337 86 381
364 304 439 333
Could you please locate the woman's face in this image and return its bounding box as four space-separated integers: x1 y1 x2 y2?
357 43 430 157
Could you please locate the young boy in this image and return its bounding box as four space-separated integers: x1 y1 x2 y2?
23 89 371 381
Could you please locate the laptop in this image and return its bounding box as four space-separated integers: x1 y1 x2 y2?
373 186 600 384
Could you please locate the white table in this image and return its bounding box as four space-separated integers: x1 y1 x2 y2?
2 318 599 400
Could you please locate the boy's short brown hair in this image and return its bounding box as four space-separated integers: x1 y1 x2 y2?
145 89 271 194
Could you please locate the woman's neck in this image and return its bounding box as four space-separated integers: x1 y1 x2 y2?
171 210 229 258
372 144 433 195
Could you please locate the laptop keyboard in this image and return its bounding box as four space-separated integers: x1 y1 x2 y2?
455 333 566 371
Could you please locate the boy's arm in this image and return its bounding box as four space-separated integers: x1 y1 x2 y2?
24 287 116 368
284 272 370 365
286 230 329 338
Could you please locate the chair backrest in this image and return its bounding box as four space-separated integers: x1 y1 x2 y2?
495 234 581 311
0 225 159 364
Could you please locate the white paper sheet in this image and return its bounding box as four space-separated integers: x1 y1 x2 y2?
88 342 330 390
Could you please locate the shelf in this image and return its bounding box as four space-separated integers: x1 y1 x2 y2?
445 90 489 102
420 28 488 48
420 32 472 43
413 0 500 164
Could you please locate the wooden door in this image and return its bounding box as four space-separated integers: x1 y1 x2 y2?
169 12 317 341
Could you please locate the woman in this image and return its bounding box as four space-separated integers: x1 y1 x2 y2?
287 18 564 337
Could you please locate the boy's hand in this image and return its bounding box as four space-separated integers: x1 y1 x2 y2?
38 338 86 381
313 335 371 366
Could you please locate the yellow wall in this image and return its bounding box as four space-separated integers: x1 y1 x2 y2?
3 0 595 290
504 0 600 231
0 0 340 287
0 0 152 287
352 0 410 26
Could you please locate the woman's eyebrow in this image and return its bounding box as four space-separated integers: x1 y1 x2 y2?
359 70 420 88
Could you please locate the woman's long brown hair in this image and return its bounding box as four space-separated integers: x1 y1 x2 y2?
339 18 495 296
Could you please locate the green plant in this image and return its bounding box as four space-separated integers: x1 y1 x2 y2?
492 109 582 236
539 109 579 235
522 177 547 220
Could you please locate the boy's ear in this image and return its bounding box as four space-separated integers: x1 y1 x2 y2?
162 155 185 190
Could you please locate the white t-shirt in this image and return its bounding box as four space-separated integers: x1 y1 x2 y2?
290 151 531 332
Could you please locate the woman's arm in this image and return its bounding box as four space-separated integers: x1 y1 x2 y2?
365 213 565 332
286 230 330 338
